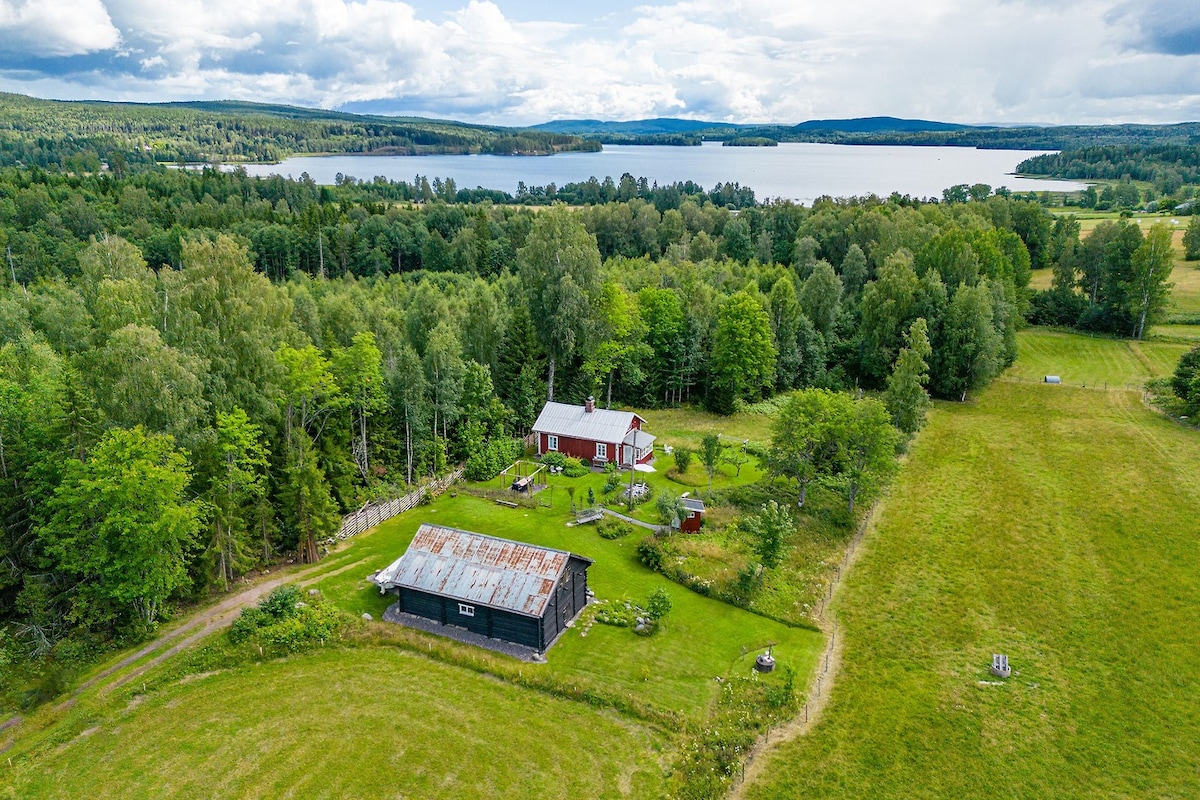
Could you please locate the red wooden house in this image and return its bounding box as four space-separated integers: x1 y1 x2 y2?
532 397 655 467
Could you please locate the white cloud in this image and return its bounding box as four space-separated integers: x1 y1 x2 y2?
0 0 120 56
0 0 1196 124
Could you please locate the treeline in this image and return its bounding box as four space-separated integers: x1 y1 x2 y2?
0 162 1080 668
614 122 1200 151
1018 144 1200 210
1030 217 1178 337
0 93 595 170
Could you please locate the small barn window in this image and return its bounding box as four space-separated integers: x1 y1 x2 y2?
458 603 475 617
596 442 607 459
547 435 559 451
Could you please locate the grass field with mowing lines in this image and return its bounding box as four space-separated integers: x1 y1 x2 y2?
744 349 1200 798
1150 323 1200 341
1000 328 1187 387
6 647 669 799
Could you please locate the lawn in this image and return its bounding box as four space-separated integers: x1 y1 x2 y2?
6 647 668 799
744 362 1200 797
310 492 821 718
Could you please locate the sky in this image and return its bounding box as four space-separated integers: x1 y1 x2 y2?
0 0 1198 126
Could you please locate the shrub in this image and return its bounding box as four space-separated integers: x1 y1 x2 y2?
637 536 666 571
228 585 349 654
602 462 622 494
597 518 633 540
673 447 693 474
259 585 301 620
647 587 672 620
562 457 590 478
541 451 567 469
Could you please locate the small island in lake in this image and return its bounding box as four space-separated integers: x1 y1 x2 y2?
723 136 778 147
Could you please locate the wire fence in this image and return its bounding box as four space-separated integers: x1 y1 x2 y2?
997 375 1151 392
337 467 464 540
735 504 875 788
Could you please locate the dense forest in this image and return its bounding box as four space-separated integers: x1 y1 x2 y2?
0 93 598 170
546 119 1200 151
0 158 1174 684
1018 144 1200 210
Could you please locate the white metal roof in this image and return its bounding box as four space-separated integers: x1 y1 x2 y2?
372 524 589 617
622 428 657 449
532 401 644 444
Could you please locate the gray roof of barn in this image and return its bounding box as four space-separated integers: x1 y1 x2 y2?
372 524 590 618
532 401 645 444
682 498 705 512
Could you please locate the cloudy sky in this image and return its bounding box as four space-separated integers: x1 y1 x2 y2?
0 0 1197 126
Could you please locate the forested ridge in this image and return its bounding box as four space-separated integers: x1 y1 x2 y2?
536 116 1200 151
1017 144 1200 203
0 160 1174 698
0 93 599 171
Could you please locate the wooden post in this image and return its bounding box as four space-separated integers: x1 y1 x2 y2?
627 460 635 512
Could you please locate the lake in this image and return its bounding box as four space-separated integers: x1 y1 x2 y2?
236 141 1085 203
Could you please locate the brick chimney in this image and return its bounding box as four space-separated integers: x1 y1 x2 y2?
584 396 595 413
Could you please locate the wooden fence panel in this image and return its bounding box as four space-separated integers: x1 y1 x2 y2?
337 468 465 540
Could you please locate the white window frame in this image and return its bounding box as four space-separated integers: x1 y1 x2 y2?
547 434 558 451
595 442 607 459
458 603 475 617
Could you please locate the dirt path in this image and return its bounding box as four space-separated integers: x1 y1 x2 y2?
88 556 371 695
727 494 887 800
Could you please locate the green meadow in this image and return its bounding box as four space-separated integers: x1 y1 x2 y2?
744 332 1200 798
7 648 669 799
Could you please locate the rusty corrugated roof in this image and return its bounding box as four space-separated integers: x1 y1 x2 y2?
372 524 580 617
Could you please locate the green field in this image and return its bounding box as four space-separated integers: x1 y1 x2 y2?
1169 261 1200 316
999 328 1188 387
6 648 668 799
744 338 1200 798
1150 323 1200 341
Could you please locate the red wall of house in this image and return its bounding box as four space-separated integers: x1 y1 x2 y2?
680 512 702 533
539 433 617 462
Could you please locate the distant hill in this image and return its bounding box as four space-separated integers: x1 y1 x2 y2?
790 116 982 133
0 92 599 169
530 118 740 135
532 116 980 136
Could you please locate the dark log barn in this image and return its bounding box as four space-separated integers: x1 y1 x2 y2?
372 523 592 653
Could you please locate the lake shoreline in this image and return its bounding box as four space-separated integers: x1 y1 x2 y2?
229 142 1088 200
